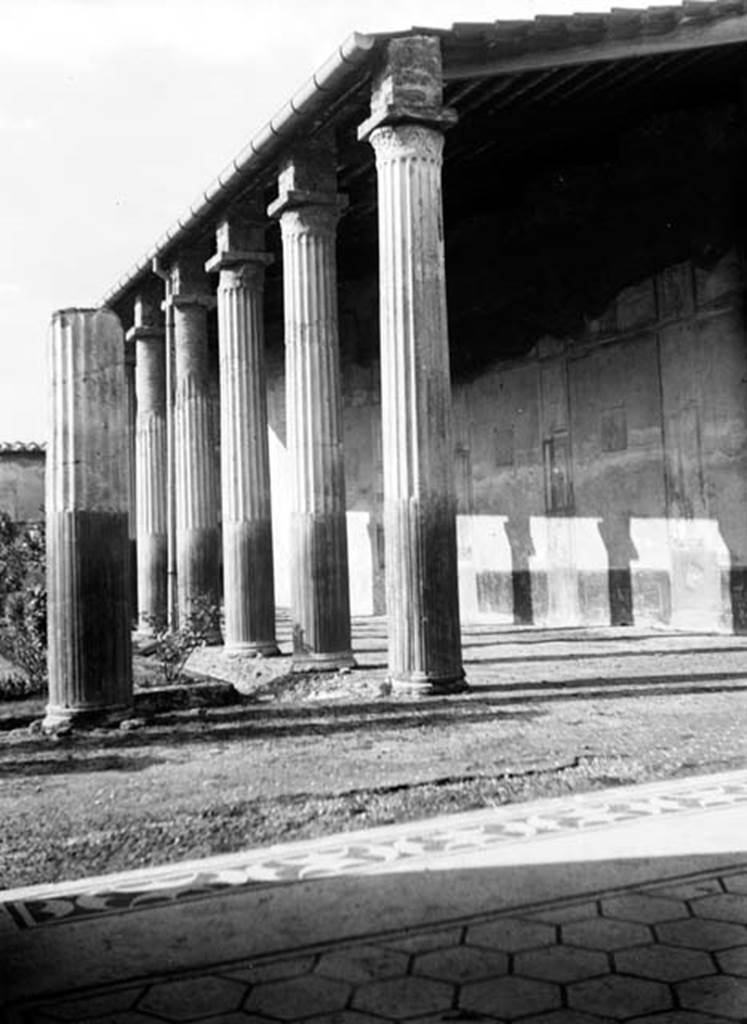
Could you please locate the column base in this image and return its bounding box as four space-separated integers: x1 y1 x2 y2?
42 702 133 733
225 640 281 657
389 671 469 696
133 624 161 643
291 650 357 674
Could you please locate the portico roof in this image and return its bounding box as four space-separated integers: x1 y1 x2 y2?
102 1 747 312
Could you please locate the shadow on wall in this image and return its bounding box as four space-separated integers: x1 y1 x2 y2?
268 401 739 632
456 513 735 634
267 399 744 630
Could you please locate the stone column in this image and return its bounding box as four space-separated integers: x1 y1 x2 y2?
206 211 279 654
360 36 465 692
268 138 354 670
124 337 138 623
153 264 179 629
126 294 167 633
169 252 222 639
45 308 133 729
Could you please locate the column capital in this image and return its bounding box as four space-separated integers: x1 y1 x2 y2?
205 250 273 274
357 34 457 142
206 207 273 274
267 188 348 221
359 105 456 142
126 324 165 344
133 290 163 329
368 122 447 163
169 292 216 311
267 130 347 221
166 248 214 308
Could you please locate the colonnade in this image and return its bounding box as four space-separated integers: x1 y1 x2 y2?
43 36 466 729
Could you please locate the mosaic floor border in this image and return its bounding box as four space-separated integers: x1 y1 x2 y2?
11 860 747 1022
4 770 747 932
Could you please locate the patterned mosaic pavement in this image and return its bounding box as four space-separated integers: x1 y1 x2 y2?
4 771 747 1023
10 861 747 1023
5 771 747 933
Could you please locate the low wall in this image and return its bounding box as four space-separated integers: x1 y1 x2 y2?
0 445 45 524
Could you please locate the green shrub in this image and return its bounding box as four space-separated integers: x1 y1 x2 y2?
144 597 219 686
0 512 47 699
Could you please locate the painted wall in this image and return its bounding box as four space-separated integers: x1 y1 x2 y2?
453 251 747 632
258 101 747 631
265 248 747 631
0 450 45 524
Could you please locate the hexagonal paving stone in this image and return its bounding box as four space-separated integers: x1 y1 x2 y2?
304 1014 389 1024
526 903 600 926
460 976 561 1019
628 1014 734 1024
568 975 671 1019
614 944 716 983
413 944 508 983
352 976 453 1018
406 1017 504 1024
600 894 688 924
678 974 747 1018
514 946 608 984
562 918 651 951
315 944 408 984
39 990 140 1020
652 879 723 899
382 928 464 954
466 918 556 952
220 955 315 984
138 976 246 1020
200 1016 272 1024
656 917 747 950
245 975 350 1020
723 873 747 894
521 1012 614 1024
716 945 747 976
691 893 747 925
47 1015 154 1024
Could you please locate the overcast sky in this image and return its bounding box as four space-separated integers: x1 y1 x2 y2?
0 0 647 442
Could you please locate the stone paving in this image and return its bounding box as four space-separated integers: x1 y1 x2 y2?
10 860 747 1022
5 773 747 930
3 771 746 1023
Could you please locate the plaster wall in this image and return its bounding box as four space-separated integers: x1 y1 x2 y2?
0 452 45 524
265 247 747 631
452 250 747 631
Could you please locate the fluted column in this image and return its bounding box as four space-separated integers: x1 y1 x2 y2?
269 140 354 670
124 338 138 622
206 213 278 654
127 294 167 633
360 35 465 692
45 308 132 729
169 253 222 639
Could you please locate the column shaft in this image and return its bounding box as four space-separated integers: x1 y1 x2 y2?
371 123 464 691
279 206 353 669
217 261 278 652
134 332 167 630
124 343 138 621
173 300 222 633
45 308 133 728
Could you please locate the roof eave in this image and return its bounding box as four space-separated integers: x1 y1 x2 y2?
100 31 378 309
444 10 747 79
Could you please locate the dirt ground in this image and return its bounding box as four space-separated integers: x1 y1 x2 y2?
1 619 746 890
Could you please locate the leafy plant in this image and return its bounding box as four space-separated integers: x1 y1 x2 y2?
144 597 220 686
0 512 47 699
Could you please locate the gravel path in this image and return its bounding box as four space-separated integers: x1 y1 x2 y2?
1 621 746 889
